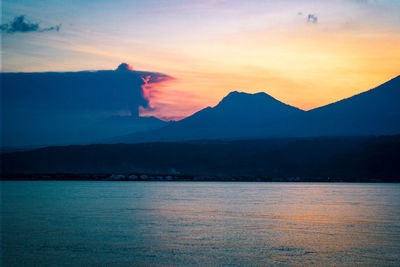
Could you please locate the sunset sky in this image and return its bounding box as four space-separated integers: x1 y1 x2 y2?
2 0 400 120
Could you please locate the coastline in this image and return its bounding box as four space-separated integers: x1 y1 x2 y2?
1 173 396 183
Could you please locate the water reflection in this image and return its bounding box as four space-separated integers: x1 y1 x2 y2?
2 182 400 266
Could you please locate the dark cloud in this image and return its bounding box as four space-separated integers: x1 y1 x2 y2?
116 63 135 71
1 65 170 117
1 64 173 146
307 14 318 24
0 15 61 34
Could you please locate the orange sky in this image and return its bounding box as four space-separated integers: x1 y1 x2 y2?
139 26 400 120
2 0 400 120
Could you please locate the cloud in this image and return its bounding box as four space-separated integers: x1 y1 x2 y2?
114 63 175 114
139 72 175 111
116 63 135 71
2 63 172 116
1 64 173 146
0 15 61 34
307 14 318 24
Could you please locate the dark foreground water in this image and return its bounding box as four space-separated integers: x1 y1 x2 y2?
1 182 400 266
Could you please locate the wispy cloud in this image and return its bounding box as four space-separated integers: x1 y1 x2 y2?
0 15 61 34
307 14 318 24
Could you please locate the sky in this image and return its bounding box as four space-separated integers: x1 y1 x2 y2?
1 0 400 120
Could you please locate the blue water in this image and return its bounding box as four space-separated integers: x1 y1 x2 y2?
2 181 400 266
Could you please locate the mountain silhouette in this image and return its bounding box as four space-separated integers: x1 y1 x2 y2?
281 75 400 136
113 75 400 142
110 91 304 142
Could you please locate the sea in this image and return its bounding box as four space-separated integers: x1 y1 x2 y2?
2 181 400 266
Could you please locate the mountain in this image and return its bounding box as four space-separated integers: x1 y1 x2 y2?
113 75 400 142
282 75 400 136
111 91 304 142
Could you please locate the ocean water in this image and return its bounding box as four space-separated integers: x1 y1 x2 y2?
1 181 400 266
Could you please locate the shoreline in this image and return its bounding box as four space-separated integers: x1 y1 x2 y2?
1 173 396 183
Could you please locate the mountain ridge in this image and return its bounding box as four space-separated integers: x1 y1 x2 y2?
109 89 305 142
111 75 400 143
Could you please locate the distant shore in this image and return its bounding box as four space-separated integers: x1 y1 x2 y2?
1 173 396 183
2 136 399 183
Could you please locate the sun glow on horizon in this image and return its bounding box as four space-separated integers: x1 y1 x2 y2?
2 0 400 120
